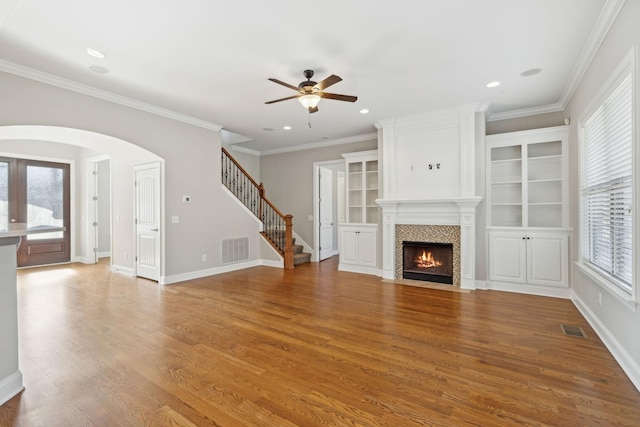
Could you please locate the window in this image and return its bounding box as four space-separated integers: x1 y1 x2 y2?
580 66 634 298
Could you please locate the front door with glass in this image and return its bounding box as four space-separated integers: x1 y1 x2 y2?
0 157 70 267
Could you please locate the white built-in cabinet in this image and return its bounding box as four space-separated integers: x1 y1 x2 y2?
486 126 571 296
338 224 377 274
489 230 569 288
339 150 378 275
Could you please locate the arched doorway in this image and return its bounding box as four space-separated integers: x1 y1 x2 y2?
0 125 164 279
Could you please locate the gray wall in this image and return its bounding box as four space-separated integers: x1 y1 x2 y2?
225 146 261 182
260 139 377 247
565 0 640 386
0 71 263 279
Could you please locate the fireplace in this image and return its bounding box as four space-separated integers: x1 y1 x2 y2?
402 241 454 284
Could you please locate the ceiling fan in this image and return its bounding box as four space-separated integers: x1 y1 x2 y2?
265 69 357 113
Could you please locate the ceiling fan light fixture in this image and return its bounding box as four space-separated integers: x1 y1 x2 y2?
298 94 321 109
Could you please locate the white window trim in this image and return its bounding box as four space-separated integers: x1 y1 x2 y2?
578 46 639 306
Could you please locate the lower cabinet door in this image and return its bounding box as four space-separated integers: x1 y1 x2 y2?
340 230 359 264
357 229 377 267
489 232 527 284
527 233 567 287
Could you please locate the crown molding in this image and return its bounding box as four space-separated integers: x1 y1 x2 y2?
487 102 565 122
259 132 378 156
488 0 626 123
557 0 626 107
0 60 223 132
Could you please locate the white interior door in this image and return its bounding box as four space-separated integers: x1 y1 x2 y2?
135 164 161 281
319 166 333 261
90 162 99 264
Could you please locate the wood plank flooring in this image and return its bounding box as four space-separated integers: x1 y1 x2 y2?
1 257 639 426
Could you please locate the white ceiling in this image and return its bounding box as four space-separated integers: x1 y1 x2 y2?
0 0 615 153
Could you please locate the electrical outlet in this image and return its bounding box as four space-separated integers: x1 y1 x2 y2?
172 216 179 223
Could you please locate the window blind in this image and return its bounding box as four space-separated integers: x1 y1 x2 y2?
580 74 633 292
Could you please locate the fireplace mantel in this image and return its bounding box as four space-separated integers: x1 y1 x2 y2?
377 198 481 223
377 197 481 289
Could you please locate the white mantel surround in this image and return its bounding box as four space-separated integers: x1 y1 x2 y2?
377 198 481 288
374 104 485 289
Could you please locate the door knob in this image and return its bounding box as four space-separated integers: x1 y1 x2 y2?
10 218 16 223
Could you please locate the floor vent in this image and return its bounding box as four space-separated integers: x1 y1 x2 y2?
561 324 587 338
221 237 250 265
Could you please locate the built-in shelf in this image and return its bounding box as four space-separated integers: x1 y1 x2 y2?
343 150 379 224
486 127 568 229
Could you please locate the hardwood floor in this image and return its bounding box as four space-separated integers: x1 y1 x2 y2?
1 257 639 426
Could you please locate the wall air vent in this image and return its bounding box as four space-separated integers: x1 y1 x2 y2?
221 237 250 265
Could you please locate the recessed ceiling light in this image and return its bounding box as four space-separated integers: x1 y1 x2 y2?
360 109 369 114
86 48 105 59
88 65 108 74
262 127 274 131
521 68 542 77
486 81 501 88
283 126 292 130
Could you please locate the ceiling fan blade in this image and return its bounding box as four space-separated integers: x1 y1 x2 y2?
268 78 300 91
265 95 300 104
309 106 319 114
316 74 342 91
319 92 358 102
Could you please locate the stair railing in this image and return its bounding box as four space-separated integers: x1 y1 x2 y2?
221 147 294 269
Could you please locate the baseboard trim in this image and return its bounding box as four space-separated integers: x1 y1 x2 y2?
472 280 487 290
97 251 111 258
260 259 283 268
338 263 378 276
111 265 135 276
484 280 572 299
0 371 24 406
160 259 282 285
572 292 640 392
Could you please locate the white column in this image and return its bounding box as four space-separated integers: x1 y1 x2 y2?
456 201 479 289
379 203 396 279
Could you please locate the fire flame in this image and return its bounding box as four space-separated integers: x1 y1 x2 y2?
415 250 442 269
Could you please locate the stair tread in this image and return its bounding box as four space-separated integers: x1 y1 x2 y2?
293 252 312 266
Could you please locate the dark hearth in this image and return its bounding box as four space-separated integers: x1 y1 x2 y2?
402 241 454 284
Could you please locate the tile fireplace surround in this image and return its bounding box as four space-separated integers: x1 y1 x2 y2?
377 198 481 289
396 224 461 287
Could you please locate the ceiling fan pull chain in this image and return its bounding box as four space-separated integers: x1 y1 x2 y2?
308 109 312 128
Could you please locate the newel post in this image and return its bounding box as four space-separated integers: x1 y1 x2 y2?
284 214 294 269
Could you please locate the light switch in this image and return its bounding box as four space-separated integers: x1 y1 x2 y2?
172 216 180 223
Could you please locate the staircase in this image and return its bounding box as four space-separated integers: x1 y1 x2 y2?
222 148 311 268
265 230 311 266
